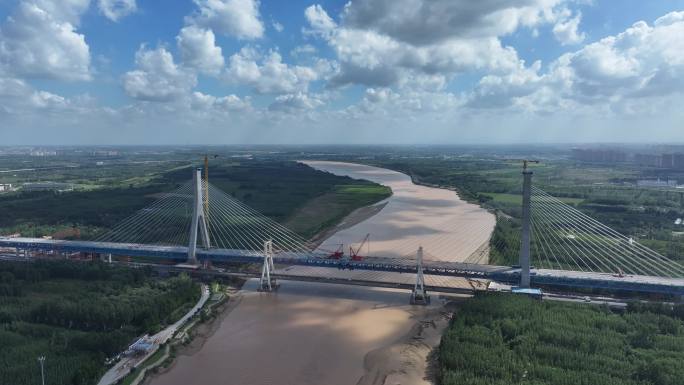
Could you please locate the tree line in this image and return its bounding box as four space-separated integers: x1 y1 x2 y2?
0 260 200 385
440 293 684 385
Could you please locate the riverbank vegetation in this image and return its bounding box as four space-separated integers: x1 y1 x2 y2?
0 260 200 385
0 157 390 241
116 281 233 385
440 293 684 385
360 155 684 265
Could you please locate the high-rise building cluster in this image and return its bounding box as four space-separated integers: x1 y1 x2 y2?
571 148 684 169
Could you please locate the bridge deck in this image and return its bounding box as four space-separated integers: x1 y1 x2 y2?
2 237 683 296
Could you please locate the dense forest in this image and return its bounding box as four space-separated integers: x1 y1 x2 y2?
0 260 200 385
0 159 390 241
440 293 684 385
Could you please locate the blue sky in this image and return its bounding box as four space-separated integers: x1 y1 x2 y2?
1 0 684 144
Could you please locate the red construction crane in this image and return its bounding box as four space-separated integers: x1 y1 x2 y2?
326 244 344 259
349 233 370 261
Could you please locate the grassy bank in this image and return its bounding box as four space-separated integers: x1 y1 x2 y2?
0 160 390 241
116 281 236 385
284 183 391 239
440 293 684 385
360 157 684 265
0 261 200 385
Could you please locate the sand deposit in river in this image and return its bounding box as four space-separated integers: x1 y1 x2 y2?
148 162 495 385
302 161 495 262
148 280 424 385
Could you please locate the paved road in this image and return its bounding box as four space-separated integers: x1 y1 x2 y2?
542 292 628 308
97 284 210 385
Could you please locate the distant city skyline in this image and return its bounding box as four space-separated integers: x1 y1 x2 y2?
1 0 683 144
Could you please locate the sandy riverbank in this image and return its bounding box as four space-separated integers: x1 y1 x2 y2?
357 300 462 385
146 279 466 385
301 161 496 261
146 282 464 385
148 162 493 385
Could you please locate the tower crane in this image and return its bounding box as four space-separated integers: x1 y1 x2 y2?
203 154 219 212
325 243 345 259
349 233 370 261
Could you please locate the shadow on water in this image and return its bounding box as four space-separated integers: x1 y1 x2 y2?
241 279 414 305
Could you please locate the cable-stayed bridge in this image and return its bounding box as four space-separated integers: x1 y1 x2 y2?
1 167 684 300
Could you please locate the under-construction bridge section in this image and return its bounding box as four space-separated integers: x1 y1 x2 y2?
2 166 684 298
2 237 684 296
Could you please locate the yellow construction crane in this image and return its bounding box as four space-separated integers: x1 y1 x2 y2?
505 158 540 171
204 155 209 212
203 154 219 212
522 159 539 171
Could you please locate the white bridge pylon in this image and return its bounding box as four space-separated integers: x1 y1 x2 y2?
188 168 210 264
411 246 430 305
260 239 277 291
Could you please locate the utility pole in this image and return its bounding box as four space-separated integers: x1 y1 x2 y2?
519 160 538 288
38 356 45 385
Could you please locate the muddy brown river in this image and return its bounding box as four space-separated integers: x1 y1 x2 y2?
148 162 495 385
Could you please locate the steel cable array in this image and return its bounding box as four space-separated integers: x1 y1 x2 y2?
95 178 684 279
530 186 684 277
97 181 314 255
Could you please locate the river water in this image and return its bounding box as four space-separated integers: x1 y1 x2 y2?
302 161 495 261
148 162 495 385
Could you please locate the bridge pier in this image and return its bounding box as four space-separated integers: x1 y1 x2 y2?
259 239 278 292
410 246 430 305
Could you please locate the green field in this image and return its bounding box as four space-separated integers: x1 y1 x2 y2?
480 192 584 206
358 155 684 264
0 158 391 242
284 184 391 238
440 293 684 385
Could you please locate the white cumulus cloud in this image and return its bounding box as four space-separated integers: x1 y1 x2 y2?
340 0 565 44
191 91 251 111
225 47 320 94
98 0 137 22
32 0 90 26
269 92 324 112
553 10 585 45
466 11 684 114
303 1 563 88
177 26 224 75
187 0 264 40
0 1 91 81
122 46 197 101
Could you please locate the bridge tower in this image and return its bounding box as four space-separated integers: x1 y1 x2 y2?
188 168 210 264
259 239 277 291
410 246 430 304
519 161 535 288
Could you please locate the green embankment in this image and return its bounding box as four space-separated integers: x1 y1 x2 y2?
0 160 391 241
440 293 684 385
284 184 391 238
